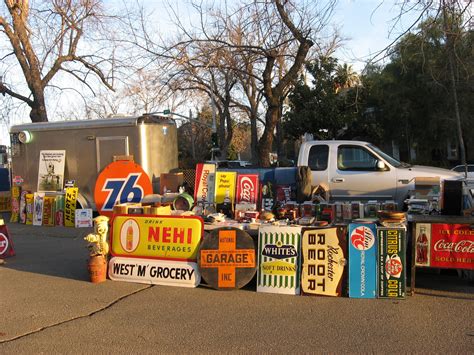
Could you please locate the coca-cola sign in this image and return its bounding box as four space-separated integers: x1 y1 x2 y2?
235 174 259 204
430 224 474 270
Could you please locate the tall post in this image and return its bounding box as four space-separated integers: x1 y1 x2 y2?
190 109 196 160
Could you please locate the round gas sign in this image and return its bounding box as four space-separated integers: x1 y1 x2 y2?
94 161 153 217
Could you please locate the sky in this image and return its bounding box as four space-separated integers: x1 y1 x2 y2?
333 0 419 71
1 0 419 146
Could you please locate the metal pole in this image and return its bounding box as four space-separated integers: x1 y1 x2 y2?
190 109 195 160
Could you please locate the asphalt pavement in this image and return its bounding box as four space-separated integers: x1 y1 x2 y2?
0 217 473 353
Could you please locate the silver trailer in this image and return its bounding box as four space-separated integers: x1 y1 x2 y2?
9 114 178 209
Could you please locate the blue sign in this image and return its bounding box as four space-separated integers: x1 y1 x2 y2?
348 223 377 298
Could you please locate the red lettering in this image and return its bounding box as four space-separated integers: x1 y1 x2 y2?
173 228 185 243
162 227 171 243
187 228 193 244
148 227 160 242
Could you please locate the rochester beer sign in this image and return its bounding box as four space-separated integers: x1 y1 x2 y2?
111 215 203 261
301 227 347 297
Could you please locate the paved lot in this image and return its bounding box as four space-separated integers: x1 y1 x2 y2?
1 219 473 353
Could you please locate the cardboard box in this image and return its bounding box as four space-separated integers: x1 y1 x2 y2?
160 172 183 194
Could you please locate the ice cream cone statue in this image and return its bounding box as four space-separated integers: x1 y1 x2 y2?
84 216 110 257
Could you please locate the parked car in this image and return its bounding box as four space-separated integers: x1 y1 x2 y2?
451 164 474 179
452 164 474 194
206 160 253 168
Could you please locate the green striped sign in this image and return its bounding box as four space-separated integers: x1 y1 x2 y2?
257 226 302 295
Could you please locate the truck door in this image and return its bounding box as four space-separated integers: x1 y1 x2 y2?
307 143 330 189
329 144 397 201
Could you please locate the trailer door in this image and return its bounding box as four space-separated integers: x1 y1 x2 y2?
96 136 129 172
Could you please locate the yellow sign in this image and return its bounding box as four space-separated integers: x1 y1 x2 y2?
64 187 78 227
301 228 345 296
214 172 236 204
111 215 203 261
260 261 296 276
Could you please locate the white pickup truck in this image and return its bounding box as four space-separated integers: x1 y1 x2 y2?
297 140 462 208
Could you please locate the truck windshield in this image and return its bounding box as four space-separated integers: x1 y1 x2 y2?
368 144 403 168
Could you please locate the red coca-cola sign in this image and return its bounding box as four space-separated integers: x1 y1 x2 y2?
430 224 474 270
235 174 259 204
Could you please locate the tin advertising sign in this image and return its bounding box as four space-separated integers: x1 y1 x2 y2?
37 150 66 192
428 224 474 270
301 226 347 297
235 174 259 205
108 257 200 288
377 227 406 299
194 163 216 205
111 215 203 261
10 186 20 223
0 224 15 258
215 172 237 205
198 227 256 290
94 161 153 218
33 192 44 226
257 226 301 295
42 195 55 226
64 187 78 227
348 223 377 298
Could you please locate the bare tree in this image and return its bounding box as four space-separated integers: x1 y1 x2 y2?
162 0 337 166
0 0 119 122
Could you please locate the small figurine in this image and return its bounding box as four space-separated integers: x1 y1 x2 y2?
84 215 110 257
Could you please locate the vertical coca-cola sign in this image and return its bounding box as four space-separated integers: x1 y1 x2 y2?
235 174 259 205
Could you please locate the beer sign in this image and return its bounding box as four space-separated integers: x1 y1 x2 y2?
109 257 200 288
301 226 347 297
377 227 406 299
111 215 203 261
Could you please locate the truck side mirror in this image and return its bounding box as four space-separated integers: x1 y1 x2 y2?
376 160 386 171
